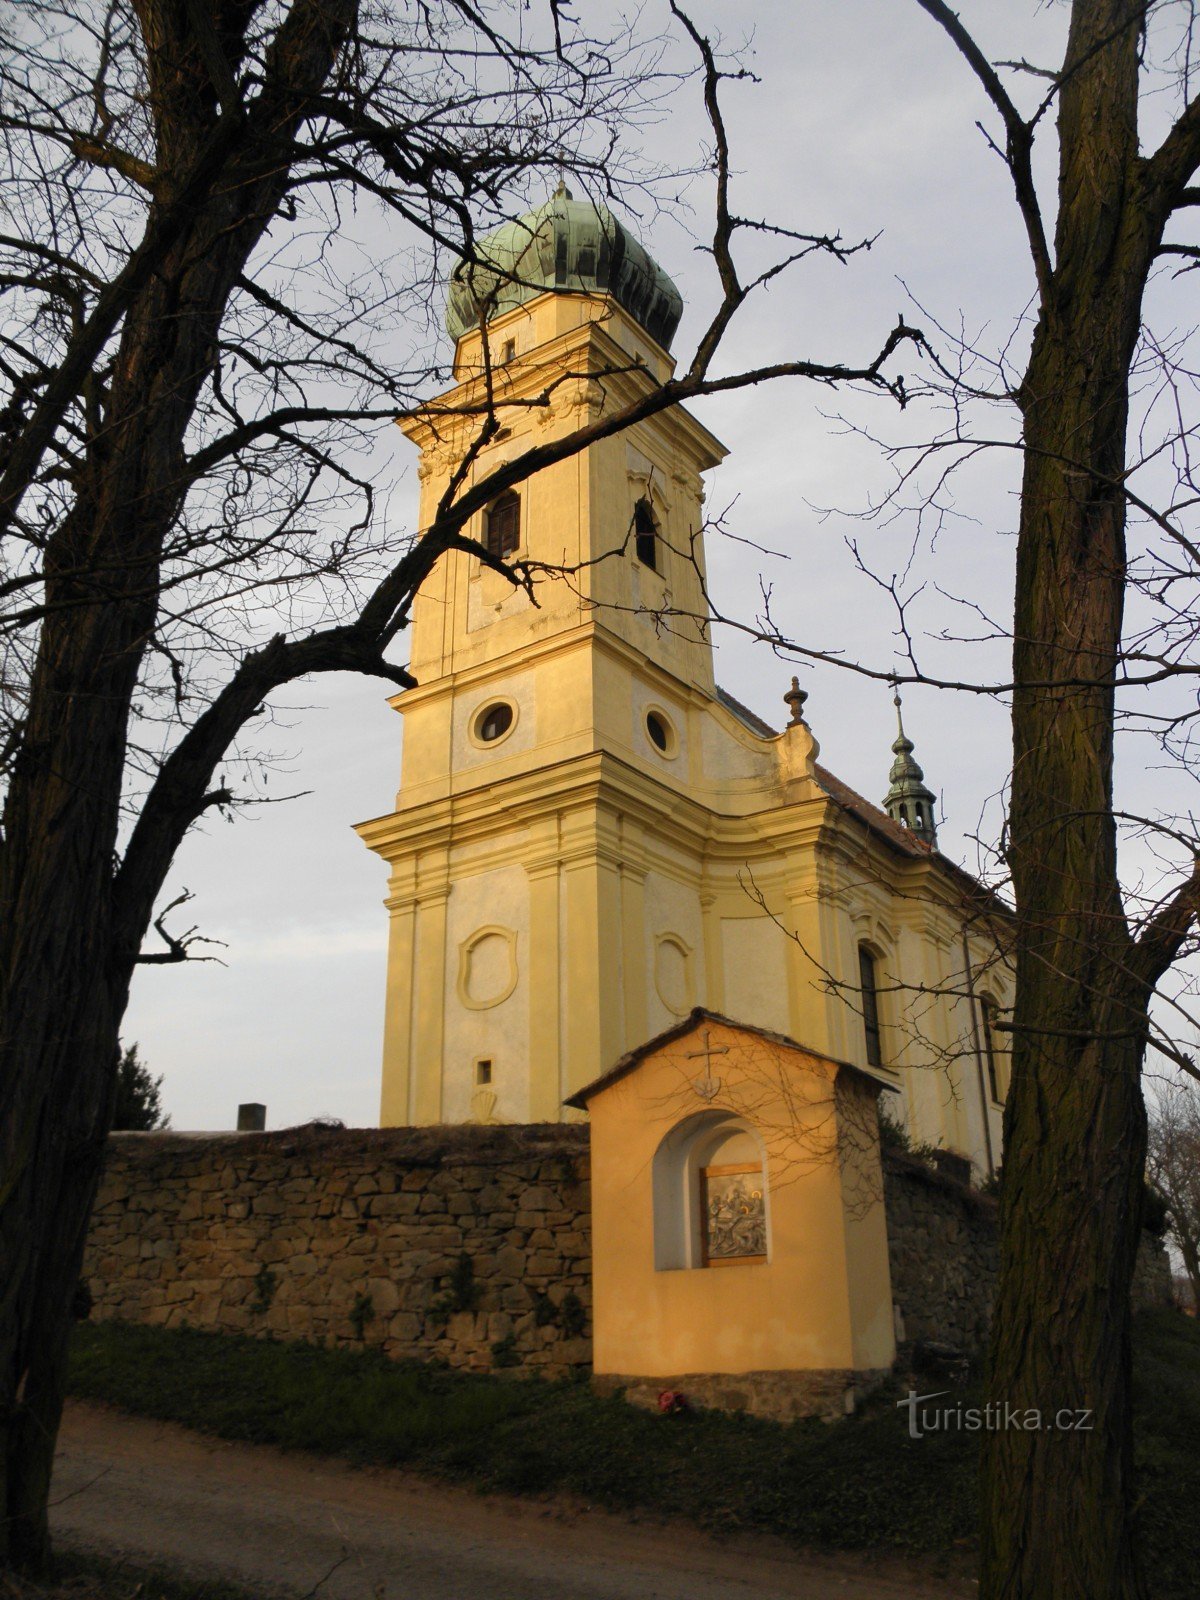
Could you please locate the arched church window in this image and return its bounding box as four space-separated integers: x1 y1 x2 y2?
858 944 884 1068
633 497 659 571
485 491 520 559
979 994 1004 1102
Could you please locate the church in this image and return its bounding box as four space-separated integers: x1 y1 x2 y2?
355 185 1012 1185
80 190 1039 1417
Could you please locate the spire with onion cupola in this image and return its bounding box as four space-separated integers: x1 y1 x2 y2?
882 686 938 847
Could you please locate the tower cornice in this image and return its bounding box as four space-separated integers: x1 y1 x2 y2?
399 309 727 472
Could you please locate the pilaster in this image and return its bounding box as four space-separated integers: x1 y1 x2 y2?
562 811 625 1095
410 859 451 1125
784 860 829 1054
699 885 724 1014
619 854 648 1052
378 884 417 1128
526 816 564 1121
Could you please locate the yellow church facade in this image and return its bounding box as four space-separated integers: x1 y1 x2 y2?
356 189 1012 1180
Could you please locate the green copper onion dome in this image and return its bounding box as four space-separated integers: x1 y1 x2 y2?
446 182 684 351
883 690 939 848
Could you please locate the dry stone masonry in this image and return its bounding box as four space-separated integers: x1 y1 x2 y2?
84 1124 592 1377
83 1128 1171 1387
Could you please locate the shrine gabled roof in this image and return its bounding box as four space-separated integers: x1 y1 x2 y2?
563 1007 899 1110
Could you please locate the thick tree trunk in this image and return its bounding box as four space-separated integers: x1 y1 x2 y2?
980 360 1148 1599
975 8 1178 1594
0 1 356 1566
0 596 144 1565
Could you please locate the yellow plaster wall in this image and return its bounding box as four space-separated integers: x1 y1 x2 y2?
441 863 531 1123
359 286 1014 1167
585 1019 895 1378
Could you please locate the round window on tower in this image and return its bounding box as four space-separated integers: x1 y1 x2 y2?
472 700 516 747
644 708 678 757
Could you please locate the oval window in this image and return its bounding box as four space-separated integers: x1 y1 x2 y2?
476 702 514 743
646 711 671 753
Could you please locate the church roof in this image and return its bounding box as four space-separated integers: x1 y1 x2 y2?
715 685 777 738
814 763 934 859
564 1007 899 1109
713 682 1008 923
445 184 684 351
716 682 933 858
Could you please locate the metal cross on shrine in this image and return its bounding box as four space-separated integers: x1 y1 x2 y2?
684 1028 729 1101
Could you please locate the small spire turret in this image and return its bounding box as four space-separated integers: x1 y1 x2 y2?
883 687 938 847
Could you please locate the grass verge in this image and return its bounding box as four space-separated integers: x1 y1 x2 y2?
4 1549 279 1600
67 1310 1200 1595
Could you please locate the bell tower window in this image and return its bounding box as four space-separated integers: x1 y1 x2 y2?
485 491 521 559
633 498 659 571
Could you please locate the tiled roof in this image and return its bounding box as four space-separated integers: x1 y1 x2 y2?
715 685 777 739
711 685 1007 914
564 1006 897 1109
814 763 933 858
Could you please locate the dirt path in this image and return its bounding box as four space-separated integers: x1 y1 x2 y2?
53 1401 974 1600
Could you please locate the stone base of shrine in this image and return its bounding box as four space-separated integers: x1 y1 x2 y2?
594 1366 892 1423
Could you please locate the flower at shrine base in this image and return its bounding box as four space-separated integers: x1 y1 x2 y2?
657 1389 689 1415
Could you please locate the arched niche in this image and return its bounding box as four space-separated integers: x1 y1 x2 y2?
651 1108 769 1272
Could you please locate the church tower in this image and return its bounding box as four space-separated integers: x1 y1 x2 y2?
357 188 1012 1180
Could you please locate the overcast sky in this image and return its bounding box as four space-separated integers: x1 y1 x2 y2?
123 1 1200 1130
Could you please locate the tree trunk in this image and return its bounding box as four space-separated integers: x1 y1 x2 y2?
0 594 144 1565
981 350 1150 1600
979 18 1161 1595
0 1 357 1565
972 5 1188 1590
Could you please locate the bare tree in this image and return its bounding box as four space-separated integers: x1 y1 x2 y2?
0 0 914 1569
1147 1075 1200 1311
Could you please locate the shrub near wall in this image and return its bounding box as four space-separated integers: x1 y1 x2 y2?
83 1125 592 1378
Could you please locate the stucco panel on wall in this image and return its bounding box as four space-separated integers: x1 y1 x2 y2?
450 669 538 773
642 871 704 1034
699 712 775 787
443 864 531 1122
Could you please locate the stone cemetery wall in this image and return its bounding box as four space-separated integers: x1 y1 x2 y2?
83 1124 592 1378
83 1128 1172 1377
883 1149 1173 1356
884 1150 1000 1351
